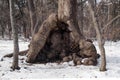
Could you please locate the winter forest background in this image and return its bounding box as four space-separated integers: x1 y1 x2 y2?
0 0 120 79
0 0 119 41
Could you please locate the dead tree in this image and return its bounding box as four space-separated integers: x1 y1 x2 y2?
9 0 20 70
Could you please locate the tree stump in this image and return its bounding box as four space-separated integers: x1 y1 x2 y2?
25 0 99 66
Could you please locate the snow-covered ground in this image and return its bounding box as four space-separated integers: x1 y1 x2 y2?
0 40 120 80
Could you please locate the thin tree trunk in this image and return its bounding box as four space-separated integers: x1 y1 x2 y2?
79 0 84 34
88 2 106 71
1 27 4 38
89 0 95 10
8 25 12 40
28 0 36 36
103 15 120 30
9 0 20 70
23 24 27 38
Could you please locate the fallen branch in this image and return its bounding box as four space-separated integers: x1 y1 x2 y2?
103 15 120 31
3 49 28 58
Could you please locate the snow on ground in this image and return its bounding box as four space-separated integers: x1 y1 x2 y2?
0 40 120 80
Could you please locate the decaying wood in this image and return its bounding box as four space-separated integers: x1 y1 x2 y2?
33 21 73 63
26 13 58 63
25 0 99 66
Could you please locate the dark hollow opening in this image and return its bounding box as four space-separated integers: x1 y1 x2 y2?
34 21 80 63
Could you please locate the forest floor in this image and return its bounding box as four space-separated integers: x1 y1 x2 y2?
0 39 120 80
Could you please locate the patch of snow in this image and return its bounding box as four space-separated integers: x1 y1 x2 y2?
0 40 120 79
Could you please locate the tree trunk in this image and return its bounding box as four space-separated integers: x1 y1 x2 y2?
89 0 95 10
80 0 84 34
26 13 58 63
58 0 85 42
88 2 107 71
28 0 37 36
108 3 112 21
107 3 113 40
1 27 4 38
26 0 98 66
9 0 20 70
8 25 12 40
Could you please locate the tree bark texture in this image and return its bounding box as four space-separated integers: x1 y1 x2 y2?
9 0 20 70
26 0 99 66
58 0 84 39
26 13 58 63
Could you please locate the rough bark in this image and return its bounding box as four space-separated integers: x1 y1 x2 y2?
9 0 20 70
58 0 84 39
26 13 58 63
79 0 84 34
25 0 99 66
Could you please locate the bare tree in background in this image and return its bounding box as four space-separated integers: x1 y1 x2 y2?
9 0 20 70
88 1 106 71
28 0 37 36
